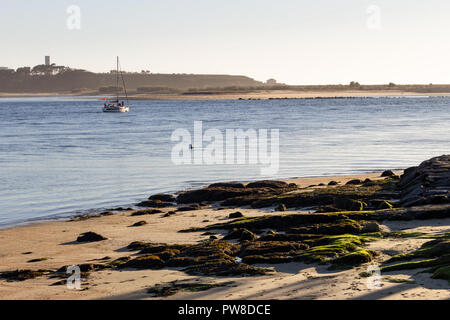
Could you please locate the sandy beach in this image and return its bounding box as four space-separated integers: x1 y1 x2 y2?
0 89 448 101
1 170 448 300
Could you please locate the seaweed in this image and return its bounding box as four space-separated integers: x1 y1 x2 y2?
381 235 450 281
147 281 234 297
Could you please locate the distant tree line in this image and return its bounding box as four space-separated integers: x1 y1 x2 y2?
0 65 263 93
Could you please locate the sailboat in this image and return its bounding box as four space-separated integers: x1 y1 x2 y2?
103 57 130 113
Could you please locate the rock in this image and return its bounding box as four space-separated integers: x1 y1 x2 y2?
100 211 114 216
361 222 381 233
223 228 257 241
229 211 244 219
127 241 148 251
177 204 201 212
164 211 176 217
176 181 297 204
333 249 374 266
0 269 48 281
315 206 341 213
333 198 365 211
276 203 287 211
241 229 258 241
381 170 395 177
208 182 245 189
398 155 450 207
131 221 147 227
346 179 362 185
290 219 362 235
148 194 175 202
131 209 162 216
136 199 173 208
328 181 339 186
246 180 290 189
177 187 254 204
76 232 107 243
120 255 165 269
318 183 326 186
377 200 394 210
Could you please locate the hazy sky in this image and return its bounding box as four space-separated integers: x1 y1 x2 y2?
2 0 450 84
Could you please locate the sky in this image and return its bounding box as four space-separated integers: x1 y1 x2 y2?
2 0 450 85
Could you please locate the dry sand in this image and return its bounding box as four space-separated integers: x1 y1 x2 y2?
0 172 448 300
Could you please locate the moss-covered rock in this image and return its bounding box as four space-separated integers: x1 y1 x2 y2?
147 281 233 297
120 255 165 269
289 219 362 235
296 234 374 265
432 265 450 280
223 228 257 241
334 199 366 211
381 235 450 281
0 269 50 281
332 249 375 266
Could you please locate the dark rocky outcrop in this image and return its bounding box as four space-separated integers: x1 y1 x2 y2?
177 204 202 212
76 232 107 243
246 180 292 189
381 170 395 177
176 180 297 204
228 211 244 219
177 187 255 204
333 198 366 211
208 182 245 189
398 155 450 207
131 209 162 216
130 221 147 227
136 199 174 208
223 228 257 241
0 269 50 281
148 194 176 202
346 179 362 185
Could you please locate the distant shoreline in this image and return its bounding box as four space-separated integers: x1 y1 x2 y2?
1 90 450 101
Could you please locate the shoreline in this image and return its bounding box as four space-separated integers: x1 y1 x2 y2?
2 169 449 300
1 90 450 101
0 170 401 231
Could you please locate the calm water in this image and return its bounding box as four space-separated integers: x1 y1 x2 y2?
1 96 449 228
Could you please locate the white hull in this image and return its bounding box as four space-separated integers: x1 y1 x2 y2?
103 57 130 113
103 106 129 113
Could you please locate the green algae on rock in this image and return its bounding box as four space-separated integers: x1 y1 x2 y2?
381 235 450 281
147 281 234 297
0 269 51 281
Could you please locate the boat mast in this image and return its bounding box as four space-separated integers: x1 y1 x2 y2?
116 56 119 103
119 58 129 106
